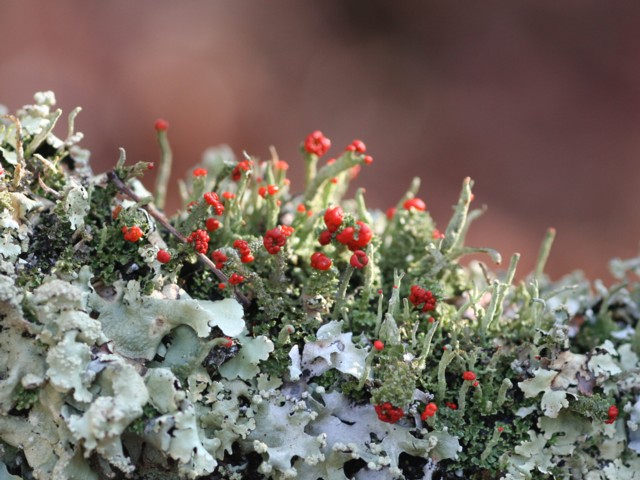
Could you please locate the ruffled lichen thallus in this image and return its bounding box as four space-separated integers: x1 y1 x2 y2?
0 92 639 480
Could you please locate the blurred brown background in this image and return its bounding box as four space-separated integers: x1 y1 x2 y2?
2 0 639 281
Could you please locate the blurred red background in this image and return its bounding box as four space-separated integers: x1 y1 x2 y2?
2 0 639 281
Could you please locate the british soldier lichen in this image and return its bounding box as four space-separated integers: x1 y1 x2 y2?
1 92 639 479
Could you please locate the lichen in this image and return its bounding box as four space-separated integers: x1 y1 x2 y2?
1 92 639 479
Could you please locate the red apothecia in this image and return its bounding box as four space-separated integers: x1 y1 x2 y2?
350 250 369 269
421 402 438 420
304 130 331 156
310 252 332 271
374 402 404 424
122 226 144 243
157 249 171 264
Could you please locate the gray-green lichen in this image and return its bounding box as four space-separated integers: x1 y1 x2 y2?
1 92 639 479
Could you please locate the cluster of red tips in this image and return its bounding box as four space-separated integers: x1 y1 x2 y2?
187 229 210 254
336 221 372 251
193 168 208 177
258 184 279 198
421 402 438 420
233 239 254 263
403 198 427 212
211 250 228 269
473 380 480 387
112 205 122 220
204 192 225 216
122 225 144 243
374 402 404 424
373 340 384 351
206 217 221 232
605 405 619 424
263 227 287 254
304 130 331 156
497 426 504 433
154 118 169 132
280 225 294 237
445 402 458 410
223 337 234 348
350 250 369 269
409 285 437 312
231 160 253 181
324 206 344 233
462 371 477 382
296 204 307 213
432 229 445 240
386 207 396 220
222 191 236 200
229 273 245 285
157 249 171 264
274 160 289 171
346 139 366 153
310 252 332 271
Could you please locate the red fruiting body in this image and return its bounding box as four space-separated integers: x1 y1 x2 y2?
186 229 210 254
432 229 445 240
259 184 279 198
204 192 225 215
324 206 344 233
386 207 396 220
154 118 169 131
310 252 332 271
336 226 355 247
374 402 404 424
330 177 338 184
218 282 226 290
157 249 171 264
497 427 504 432
193 168 207 177
263 228 287 254
224 337 234 348
605 405 619 424
346 139 366 153
428 316 435 323
446 402 458 410
211 250 228 269
318 229 333 246
304 130 331 156
206 217 221 232
233 239 251 255
222 191 236 200
350 250 369 269
274 160 289 170
363 155 373 165
462 371 477 382
420 402 438 420
241 253 254 263
297 204 306 213
231 160 252 181
336 221 372 251
373 340 384 351
403 198 427 212
473 380 480 387
112 205 122 220
229 273 244 285
353 221 372 248
147 162 155 170
409 285 437 312
122 225 144 243
280 225 295 237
